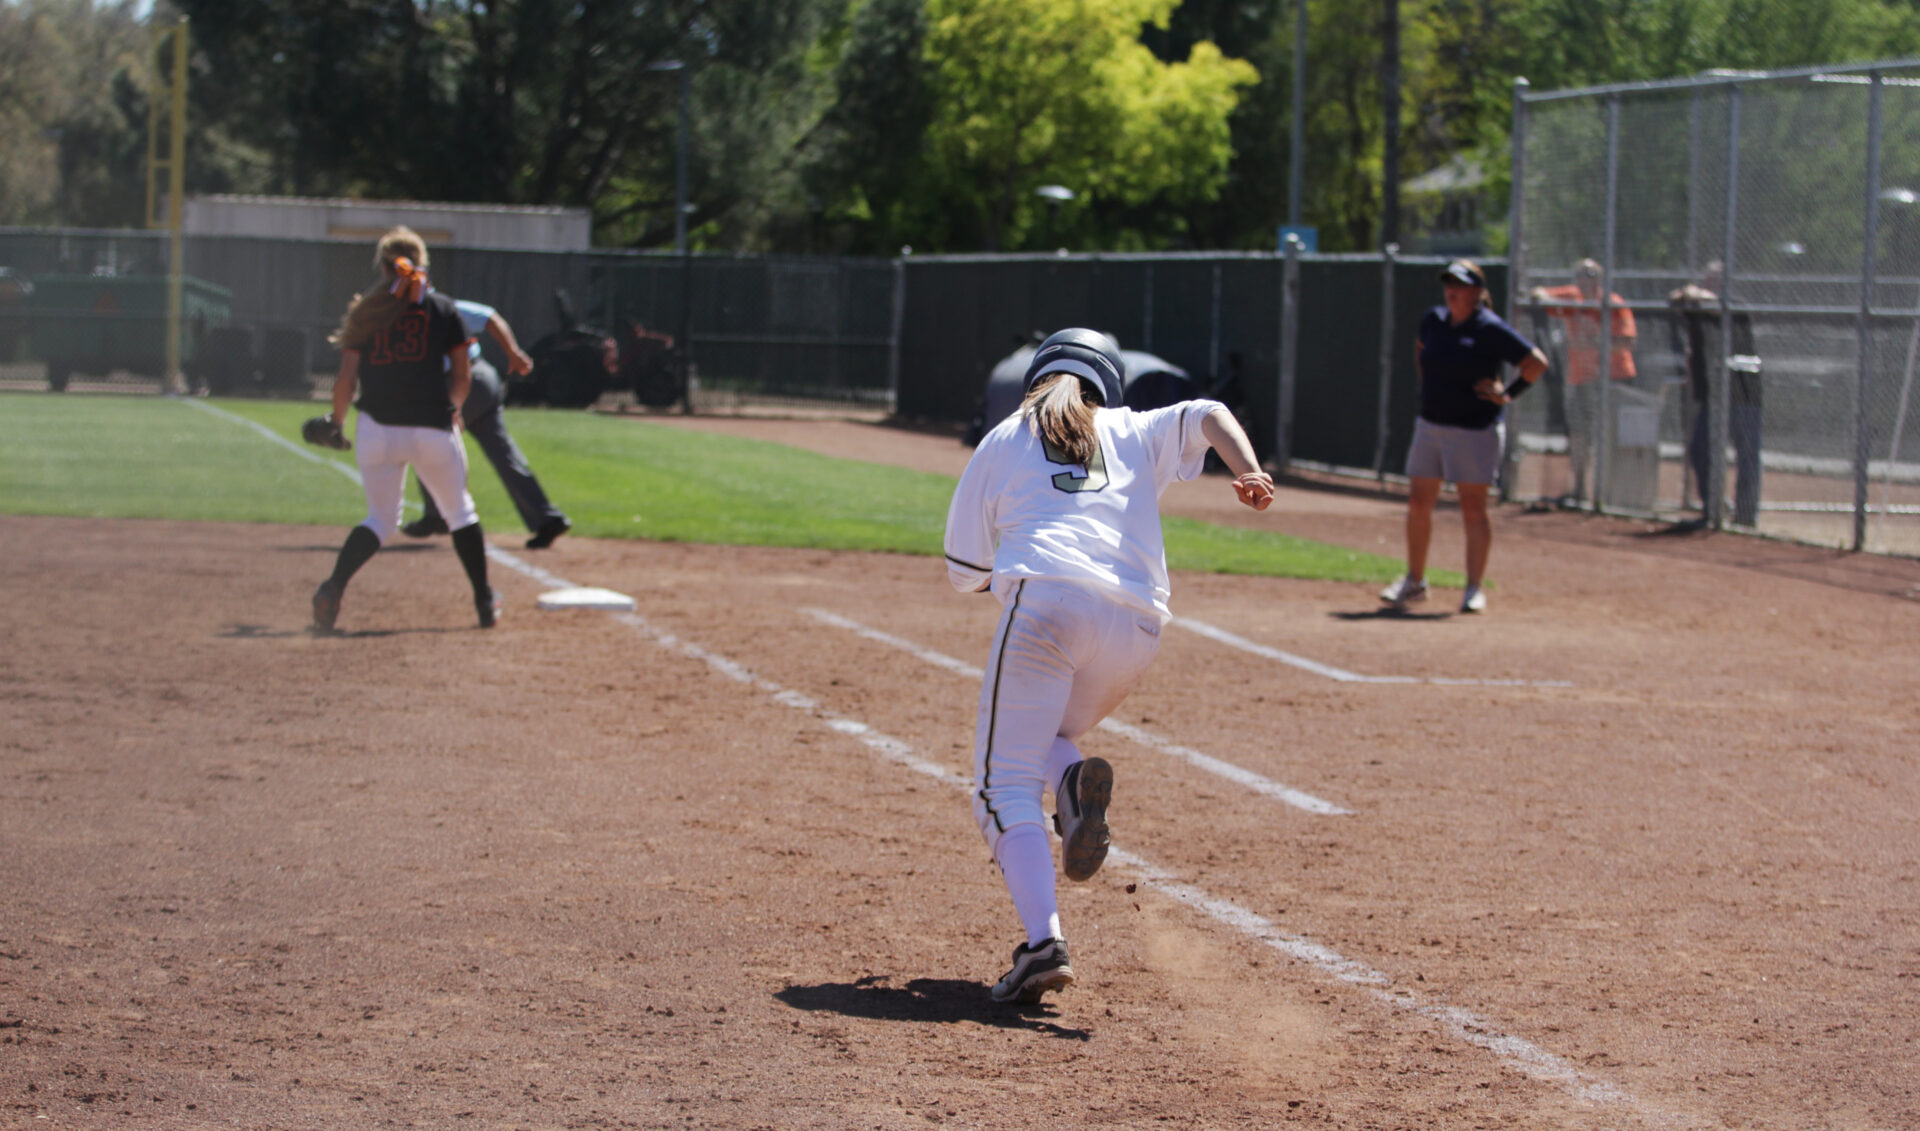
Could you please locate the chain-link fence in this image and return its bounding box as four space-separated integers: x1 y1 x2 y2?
1512 59 1920 554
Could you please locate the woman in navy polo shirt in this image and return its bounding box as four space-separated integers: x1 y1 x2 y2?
1380 260 1550 614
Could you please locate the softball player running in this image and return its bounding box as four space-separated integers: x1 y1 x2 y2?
944 328 1274 1005
309 227 499 633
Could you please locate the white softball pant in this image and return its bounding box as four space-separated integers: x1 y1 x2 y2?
972 577 1163 855
353 413 479 542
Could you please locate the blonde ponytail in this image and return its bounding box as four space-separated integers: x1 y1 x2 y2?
329 226 431 350
1021 373 1101 465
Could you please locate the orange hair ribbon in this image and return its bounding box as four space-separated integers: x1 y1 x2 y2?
388 256 428 303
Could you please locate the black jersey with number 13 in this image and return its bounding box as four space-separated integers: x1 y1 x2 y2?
355 293 471 430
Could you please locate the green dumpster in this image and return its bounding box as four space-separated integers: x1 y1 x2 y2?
25 274 232 391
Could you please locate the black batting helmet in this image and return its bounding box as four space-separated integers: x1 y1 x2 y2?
1021 328 1126 408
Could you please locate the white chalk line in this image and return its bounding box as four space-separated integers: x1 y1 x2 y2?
1174 616 1577 688
802 607 1351 817
478 554 1669 1125
182 397 364 486
199 402 1672 1126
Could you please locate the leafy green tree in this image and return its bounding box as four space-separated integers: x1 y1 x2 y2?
914 0 1256 250
797 0 935 254
0 0 148 227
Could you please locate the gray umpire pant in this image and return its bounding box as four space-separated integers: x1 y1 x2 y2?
417 360 566 532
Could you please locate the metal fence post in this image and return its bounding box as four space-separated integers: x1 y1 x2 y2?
1209 261 1223 388
1278 235 1302 471
1373 243 1399 481
1505 77 1529 502
1687 90 1703 279
887 256 907 413
1143 263 1154 352
1593 94 1620 512
1855 72 1885 551
1713 83 1741 530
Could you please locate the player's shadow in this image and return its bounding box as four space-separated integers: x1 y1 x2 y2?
303 625 468 639
277 543 440 554
776 977 1091 1040
218 623 304 639
1328 607 1453 622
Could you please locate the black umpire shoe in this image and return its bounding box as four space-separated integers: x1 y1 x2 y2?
989 938 1074 1004
401 517 448 539
525 516 571 550
1054 757 1113 882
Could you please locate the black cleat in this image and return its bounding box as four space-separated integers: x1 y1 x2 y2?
476 588 502 629
990 938 1075 1004
525 516 571 550
311 579 342 633
1054 757 1113 882
401 517 448 539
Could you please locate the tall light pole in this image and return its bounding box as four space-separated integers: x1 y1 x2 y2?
648 60 690 254
1036 184 1074 249
1289 0 1305 228
648 60 693 410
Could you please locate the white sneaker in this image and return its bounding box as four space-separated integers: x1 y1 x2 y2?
1379 575 1428 607
1460 584 1487 614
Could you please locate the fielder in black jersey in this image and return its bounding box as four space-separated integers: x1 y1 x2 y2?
310 226 500 633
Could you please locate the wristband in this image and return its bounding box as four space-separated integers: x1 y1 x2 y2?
1501 376 1533 399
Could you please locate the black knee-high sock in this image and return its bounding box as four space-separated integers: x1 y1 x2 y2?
450 522 490 597
329 525 382 589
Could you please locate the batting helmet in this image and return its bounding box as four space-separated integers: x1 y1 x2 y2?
1021 328 1125 408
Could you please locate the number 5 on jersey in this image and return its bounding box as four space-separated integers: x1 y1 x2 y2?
1042 437 1109 493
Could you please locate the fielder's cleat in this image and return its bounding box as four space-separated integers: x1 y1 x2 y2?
525 516 571 550
1379 574 1428 608
1460 584 1487 614
1054 756 1113 882
989 938 1074 1005
311 579 342 634
401 517 448 539
476 588 502 629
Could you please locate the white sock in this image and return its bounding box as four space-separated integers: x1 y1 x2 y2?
994 823 1061 946
1043 736 1082 803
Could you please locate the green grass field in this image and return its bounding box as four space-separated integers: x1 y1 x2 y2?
0 393 1444 585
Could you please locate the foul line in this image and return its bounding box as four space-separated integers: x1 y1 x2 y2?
1174 616 1576 688
199 401 1671 1126
803 607 1350 817
475 553 1669 1126
181 397 364 486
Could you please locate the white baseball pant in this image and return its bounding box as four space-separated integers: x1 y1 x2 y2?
972 577 1162 856
353 414 479 542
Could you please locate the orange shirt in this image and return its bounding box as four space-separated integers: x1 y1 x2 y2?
1538 284 1637 384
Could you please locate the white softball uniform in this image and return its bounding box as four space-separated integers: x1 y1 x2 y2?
945 399 1224 852
353 413 479 543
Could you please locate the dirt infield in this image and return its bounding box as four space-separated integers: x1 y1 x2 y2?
4 417 1919 1129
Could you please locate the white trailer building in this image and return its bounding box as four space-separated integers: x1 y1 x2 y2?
182 194 592 251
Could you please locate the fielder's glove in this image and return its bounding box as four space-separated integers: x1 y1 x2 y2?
301 413 351 451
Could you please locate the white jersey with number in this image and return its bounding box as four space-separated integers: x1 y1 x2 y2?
945 399 1224 622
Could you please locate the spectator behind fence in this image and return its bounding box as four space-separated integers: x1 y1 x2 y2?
1531 259 1637 506
1670 262 1762 527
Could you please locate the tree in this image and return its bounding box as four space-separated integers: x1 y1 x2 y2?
0 0 149 227
914 0 1257 251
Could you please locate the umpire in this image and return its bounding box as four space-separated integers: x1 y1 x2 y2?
404 299 573 550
